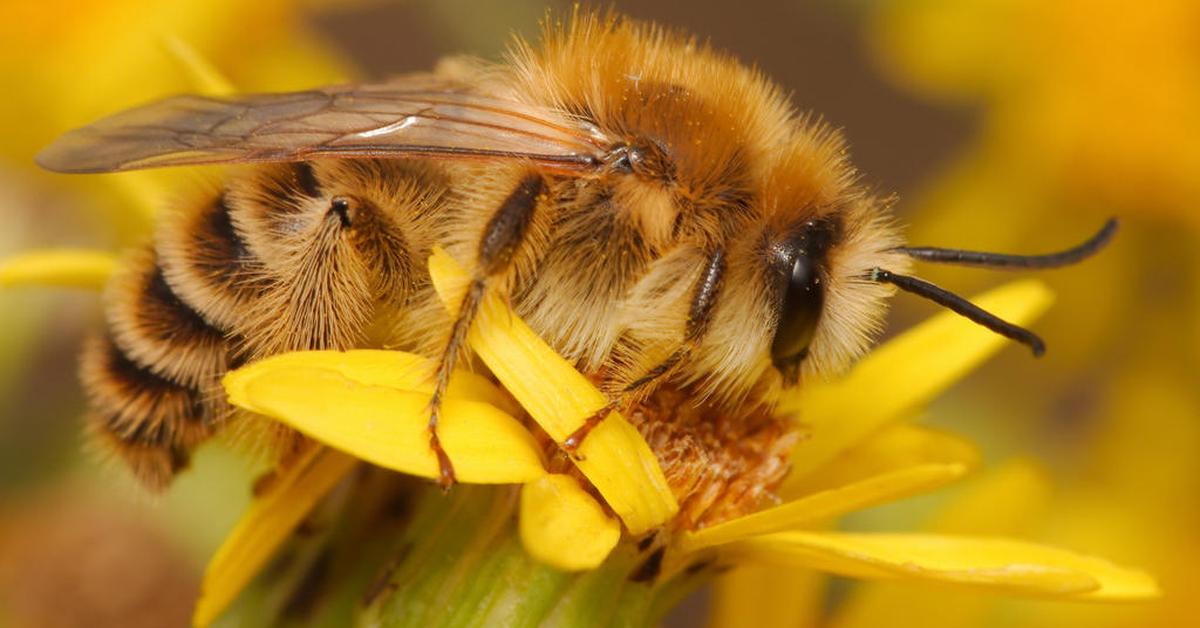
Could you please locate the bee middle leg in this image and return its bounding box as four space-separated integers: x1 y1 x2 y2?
563 248 727 453
428 172 546 487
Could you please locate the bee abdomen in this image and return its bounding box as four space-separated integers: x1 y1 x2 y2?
106 246 228 389
85 191 254 492
83 415 190 492
79 334 212 491
156 192 269 331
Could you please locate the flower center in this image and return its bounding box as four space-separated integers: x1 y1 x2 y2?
534 384 799 533
628 386 800 531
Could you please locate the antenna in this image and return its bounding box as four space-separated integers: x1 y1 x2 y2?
895 218 1117 269
871 268 1045 356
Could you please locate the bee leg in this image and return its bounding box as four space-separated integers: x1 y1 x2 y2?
562 403 614 453
427 277 484 488
428 172 546 488
561 348 686 455
563 248 726 455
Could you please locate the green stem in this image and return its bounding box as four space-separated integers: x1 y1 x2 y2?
222 475 709 628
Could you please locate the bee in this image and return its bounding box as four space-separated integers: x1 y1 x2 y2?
39 12 1114 492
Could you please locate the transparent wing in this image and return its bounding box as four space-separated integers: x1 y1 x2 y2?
37 77 610 174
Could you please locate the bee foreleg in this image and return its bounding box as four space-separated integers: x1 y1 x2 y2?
427 172 546 488
563 248 727 454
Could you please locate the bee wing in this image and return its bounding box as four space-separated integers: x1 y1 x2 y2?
37 78 609 174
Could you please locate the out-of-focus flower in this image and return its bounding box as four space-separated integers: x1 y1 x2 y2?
864 2 1199 627
868 0 1200 372
718 373 1198 628
991 367 1200 628
0 0 353 238
870 0 1200 226
711 459 1054 628
0 250 119 290
0 0 352 158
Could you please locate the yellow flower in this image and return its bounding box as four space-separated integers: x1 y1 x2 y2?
3 193 1159 626
867 0 1200 375
1005 368 1199 628
870 0 1200 227
3 7 1165 625
0 0 352 235
866 5 1198 627
172 249 1154 626
716 459 1055 628
804 373 1198 628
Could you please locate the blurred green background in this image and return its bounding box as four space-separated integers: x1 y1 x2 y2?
0 1 1195 627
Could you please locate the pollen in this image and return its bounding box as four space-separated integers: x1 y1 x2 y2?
528 386 799 533
628 386 801 531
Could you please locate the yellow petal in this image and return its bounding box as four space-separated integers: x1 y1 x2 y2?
427 247 677 533
726 531 1160 600
223 353 545 484
160 35 236 96
227 349 520 417
519 474 621 571
193 446 357 628
783 280 1053 478
831 460 1053 628
710 563 825 628
783 423 980 499
0 249 117 290
681 463 968 552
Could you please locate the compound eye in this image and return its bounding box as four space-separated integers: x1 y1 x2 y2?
770 252 824 367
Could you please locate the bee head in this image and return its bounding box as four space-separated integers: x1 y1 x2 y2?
754 194 907 387
735 121 909 388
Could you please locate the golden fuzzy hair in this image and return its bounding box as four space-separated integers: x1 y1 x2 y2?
71 10 910 490
494 13 905 403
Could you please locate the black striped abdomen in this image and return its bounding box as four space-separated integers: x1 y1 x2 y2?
106 247 227 389
156 192 269 333
84 193 254 491
83 161 444 490
80 331 213 491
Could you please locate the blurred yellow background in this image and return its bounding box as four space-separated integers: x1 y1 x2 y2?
0 1 1194 627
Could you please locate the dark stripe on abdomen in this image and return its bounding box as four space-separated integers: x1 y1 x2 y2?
156 193 270 332
293 161 324 198
106 246 227 389
79 332 213 490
